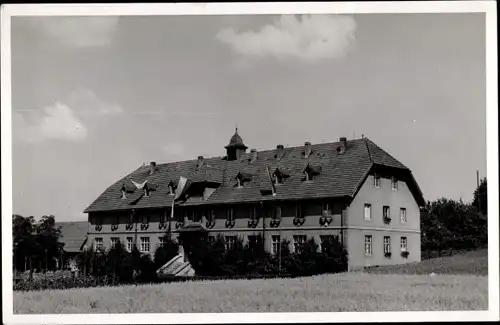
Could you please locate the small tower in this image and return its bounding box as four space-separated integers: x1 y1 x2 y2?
225 128 248 161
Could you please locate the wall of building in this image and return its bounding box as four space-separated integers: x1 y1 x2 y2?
86 199 346 256
345 174 421 269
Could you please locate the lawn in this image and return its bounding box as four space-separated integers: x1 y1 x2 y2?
361 249 488 276
14 249 489 313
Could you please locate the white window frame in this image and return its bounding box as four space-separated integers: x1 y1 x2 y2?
94 237 103 251
225 236 236 250
293 235 307 253
391 177 398 191
126 237 133 252
400 208 407 224
110 237 119 248
226 207 234 221
364 235 372 256
383 236 391 254
364 204 372 221
271 235 281 255
373 174 381 188
400 237 408 252
140 237 150 253
383 206 390 219
158 237 165 247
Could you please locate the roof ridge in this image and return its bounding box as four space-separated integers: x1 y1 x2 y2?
154 138 367 167
364 137 373 163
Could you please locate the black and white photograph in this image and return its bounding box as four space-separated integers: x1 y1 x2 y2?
1 1 498 323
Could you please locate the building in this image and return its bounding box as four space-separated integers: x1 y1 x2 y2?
83 130 425 270
55 221 89 271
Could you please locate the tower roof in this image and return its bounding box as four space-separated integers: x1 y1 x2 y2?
225 128 248 149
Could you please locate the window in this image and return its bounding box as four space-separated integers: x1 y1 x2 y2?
364 204 371 221
94 237 103 251
295 202 303 218
236 178 243 188
271 235 281 255
226 207 234 221
160 211 167 224
274 173 284 185
293 235 307 253
383 206 390 219
126 237 133 252
158 237 165 247
391 177 398 191
193 209 201 223
207 208 215 222
141 214 149 225
248 235 259 248
225 236 236 250
322 202 330 214
400 237 408 252
320 235 335 252
140 237 150 253
304 170 313 181
364 235 372 256
400 208 407 224
128 213 134 226
383 236 391 254
274 205 282 220
110 237 119 248
207 236 215 243
250 205 258 220
373 174 381 188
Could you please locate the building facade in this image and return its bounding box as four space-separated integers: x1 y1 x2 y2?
83 130 425 270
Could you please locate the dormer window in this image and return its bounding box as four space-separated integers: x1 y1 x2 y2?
272 168 290 185
303 164 321 182
121 181 136 199
374 174 381 188
167 180 177 195
235 172 253 188
143 182 158 197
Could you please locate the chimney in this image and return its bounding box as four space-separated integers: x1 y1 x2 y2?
250 149 257 163
197 156 204 168
304 141 312 158
339 137 347 153
276 144 284 159
149 161 157 175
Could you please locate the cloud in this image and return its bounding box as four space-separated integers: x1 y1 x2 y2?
36 16 119 48
14 103 88 143
14 89 123 143
217 14 356 62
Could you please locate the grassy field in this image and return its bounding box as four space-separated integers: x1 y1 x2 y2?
14 249 488 314
361 249 488 276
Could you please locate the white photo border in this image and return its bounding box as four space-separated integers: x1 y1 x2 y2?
1 1 498 324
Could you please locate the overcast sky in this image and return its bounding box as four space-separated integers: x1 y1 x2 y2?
11 13 486 221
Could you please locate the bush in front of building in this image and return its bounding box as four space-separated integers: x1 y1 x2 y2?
153 234 179 270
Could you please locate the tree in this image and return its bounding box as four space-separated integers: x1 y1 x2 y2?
153 234 179 269
473 177 487 216
35 215 64 271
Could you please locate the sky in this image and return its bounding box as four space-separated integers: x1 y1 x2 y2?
10 13 486 222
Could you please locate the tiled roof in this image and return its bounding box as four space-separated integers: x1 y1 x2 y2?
56 221 89 253
84 137 424 213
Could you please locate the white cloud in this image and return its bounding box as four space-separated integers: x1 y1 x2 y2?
14 103 88 143
36 16 119 48
217 15 356 62
14 89 123 143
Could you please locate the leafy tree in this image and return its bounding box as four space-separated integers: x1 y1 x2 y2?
35 215 64 271
153 234 179 269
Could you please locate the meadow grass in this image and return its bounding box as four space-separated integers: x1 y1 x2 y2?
14 249 488 313
14 272 487 313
